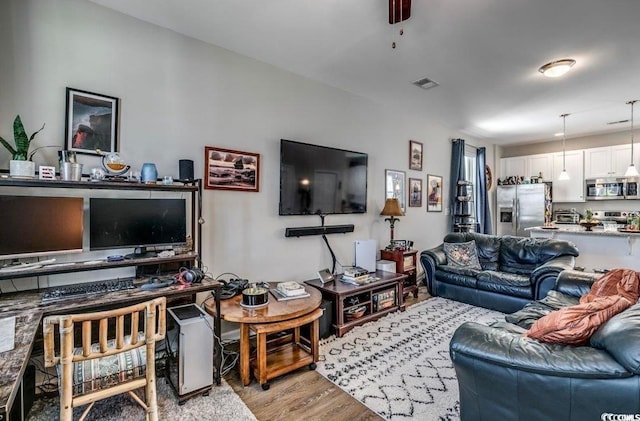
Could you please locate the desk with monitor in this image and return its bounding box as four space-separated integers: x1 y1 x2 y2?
0 278 221 421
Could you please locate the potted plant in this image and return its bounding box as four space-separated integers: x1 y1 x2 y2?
0 115 45 177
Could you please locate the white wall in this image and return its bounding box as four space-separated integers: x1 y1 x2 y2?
0 0 493 289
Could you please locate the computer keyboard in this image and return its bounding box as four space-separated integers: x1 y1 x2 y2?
41 279 136 302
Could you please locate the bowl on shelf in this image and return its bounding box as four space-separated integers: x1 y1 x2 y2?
579 221 599 231
345 305 367 321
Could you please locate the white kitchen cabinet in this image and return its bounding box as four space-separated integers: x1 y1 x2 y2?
552 150 585 202
527 154 554 181
500 154 553 180
500 156 526 179
584 145 640 178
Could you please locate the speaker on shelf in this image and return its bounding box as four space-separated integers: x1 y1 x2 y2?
179 159 194 180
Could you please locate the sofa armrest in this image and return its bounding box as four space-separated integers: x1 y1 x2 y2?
554 269 600 298
530 255 576 300
450 322 629 378
420 245 445 295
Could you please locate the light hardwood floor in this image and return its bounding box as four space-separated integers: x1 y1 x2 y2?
225 286 431 421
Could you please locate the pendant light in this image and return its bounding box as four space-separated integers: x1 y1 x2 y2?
625 100 639 177
558 113 570 180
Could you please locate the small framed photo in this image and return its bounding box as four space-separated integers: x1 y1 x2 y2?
391 239 407 250
408 178 422 207
65 88 119 155
385 169 406 211
409 140 423 171
204 146 260 192
427 174 443 212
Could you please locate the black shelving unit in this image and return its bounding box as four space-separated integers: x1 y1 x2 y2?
453 180 476 232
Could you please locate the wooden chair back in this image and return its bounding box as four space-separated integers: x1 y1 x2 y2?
43 297 166 421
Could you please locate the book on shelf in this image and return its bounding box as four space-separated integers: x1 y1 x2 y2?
270 287 310 301
276 281 307 297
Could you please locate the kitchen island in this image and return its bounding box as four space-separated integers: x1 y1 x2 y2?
528 225 640 271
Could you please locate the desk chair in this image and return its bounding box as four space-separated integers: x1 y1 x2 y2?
43 297 166 421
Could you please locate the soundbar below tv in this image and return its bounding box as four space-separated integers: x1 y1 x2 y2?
285 224 355 237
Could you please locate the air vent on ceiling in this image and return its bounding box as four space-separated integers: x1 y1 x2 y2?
607 119 630 125
412 77 439 90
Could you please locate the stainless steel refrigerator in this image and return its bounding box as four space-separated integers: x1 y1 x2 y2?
497 183 552 236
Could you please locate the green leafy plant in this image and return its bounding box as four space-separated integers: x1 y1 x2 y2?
0 115 45 161
584 209 593 221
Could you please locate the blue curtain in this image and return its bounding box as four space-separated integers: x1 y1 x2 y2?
476 147 493 234
449 139 466 232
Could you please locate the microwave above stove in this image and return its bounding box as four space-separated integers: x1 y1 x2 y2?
585 178 625 200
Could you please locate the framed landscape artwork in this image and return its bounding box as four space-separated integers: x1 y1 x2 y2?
65 88 119 155
385 169 406 211
409 140 423 171
204 146 260 192
427 174 443 212
408 177 422 207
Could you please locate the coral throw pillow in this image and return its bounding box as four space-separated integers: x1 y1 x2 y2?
526 268 640 345
443 240 482 270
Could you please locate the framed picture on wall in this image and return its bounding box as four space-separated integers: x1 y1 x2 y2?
204 146 260 191
408 177 422 207
409 140 423 171
65 88 119 155
385 169 406 211
427 174 443 212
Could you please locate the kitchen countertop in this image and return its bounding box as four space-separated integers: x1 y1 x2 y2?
527 225 640 236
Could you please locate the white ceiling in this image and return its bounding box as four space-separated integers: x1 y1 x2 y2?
89 0 640 146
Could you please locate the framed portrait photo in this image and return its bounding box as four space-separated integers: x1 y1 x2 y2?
385 169 406 211
427 174 443 212
408 177 422 207
65 88 119 155
204 146 260 192
409 140 423 171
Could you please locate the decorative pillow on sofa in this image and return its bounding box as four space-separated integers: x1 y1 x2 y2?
443 240 481 270
590 303 640 374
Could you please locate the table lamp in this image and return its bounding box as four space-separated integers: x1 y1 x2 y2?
380 198 404 249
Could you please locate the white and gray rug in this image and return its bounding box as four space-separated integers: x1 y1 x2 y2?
318 297 503 421
27 377 257 421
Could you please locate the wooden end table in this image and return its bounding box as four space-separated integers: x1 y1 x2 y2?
380 248 419 298
305 270 406 337
204 284 322 389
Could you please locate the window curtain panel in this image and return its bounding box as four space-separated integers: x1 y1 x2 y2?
449 139 466 232
476 147 493 234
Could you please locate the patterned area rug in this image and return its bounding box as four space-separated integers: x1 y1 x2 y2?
27 377 257 421
318 297 503 421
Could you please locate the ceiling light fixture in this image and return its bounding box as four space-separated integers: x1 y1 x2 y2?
558 113 570 181
538 59 576 78
625 100 639 177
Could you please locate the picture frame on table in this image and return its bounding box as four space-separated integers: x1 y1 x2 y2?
391 239 407 250
408 177 422 207
427 174 443 212
204 146 260 192
409 140 423 171
65 87 119 155
385 169 406 211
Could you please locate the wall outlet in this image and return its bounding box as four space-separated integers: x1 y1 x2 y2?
444 207 450 216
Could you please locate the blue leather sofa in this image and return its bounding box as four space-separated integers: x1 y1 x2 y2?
420 232 579 313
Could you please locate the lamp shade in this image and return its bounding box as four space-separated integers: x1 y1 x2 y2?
380 198 404 217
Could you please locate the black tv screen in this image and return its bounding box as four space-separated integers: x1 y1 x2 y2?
0 196 84 259
90 198 186 251
279 139 368 215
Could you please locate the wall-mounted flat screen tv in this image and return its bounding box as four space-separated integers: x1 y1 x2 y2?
0 196 84 260
90 198 186 257
279 139 368 215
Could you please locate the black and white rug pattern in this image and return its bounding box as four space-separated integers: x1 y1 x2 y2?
318 297 503 421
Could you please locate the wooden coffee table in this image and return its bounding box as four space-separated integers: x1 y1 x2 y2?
305 270 406 337
204 284 322 389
